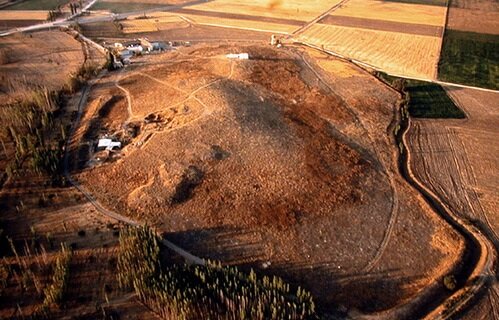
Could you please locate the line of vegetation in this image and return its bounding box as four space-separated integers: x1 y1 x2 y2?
2 237 73 318
438 30 499 90
0 62 100 184
40 243 73 311
376 72 465 119
117 226 317 319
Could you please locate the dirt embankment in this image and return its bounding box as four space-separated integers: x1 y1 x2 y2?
76 44 465 314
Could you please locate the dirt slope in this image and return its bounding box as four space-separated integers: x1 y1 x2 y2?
407 87 499 319
77 44 464 314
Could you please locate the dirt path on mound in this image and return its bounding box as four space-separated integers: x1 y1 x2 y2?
63 71 205 266
298 52 400 273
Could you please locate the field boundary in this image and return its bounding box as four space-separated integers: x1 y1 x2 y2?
434 0 451 81
293 40 499 94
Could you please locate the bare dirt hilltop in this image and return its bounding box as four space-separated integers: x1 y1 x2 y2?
77 44 464 315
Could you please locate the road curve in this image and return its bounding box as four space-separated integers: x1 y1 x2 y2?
62 66 205 266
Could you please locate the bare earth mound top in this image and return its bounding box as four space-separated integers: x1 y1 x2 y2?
78 44 464 314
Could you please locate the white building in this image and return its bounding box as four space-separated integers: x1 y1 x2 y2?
97 138 121 151
226 53 249 60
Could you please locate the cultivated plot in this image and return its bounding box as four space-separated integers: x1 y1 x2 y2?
438 0 499 89
296 0 447 79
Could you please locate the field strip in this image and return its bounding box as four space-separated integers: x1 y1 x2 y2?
173 8 304 27
63 70 205 266
320 15 443 37
298 52 399 272
293 41 499 94
291 0 349 36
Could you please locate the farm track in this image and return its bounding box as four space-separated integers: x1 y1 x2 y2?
291 0 350 36
62 53 206 267
122 58 234 150
297 51 399 273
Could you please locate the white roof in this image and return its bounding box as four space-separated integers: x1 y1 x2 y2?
98 139 121 150
226 53 249 60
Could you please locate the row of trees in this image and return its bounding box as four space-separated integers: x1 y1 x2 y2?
117 226 318 319
1 88 65 180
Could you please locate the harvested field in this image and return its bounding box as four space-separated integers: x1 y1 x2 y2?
320 0 447 26
178 10 300 34
89 0 191 13
0 30 85 103
160 0 345 34
438 0 499 89
189 0 343 22
0 10 48 20
446 0 499 35
295 0 447 79
0 10 47 30
76 44 464 314
120 14 189 33
406 87 499 320
298 23 442 79
2 0 68 10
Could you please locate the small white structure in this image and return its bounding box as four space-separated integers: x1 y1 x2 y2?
114 42 124 48
127 45 143 54
97 138 121 151
226 53 249 60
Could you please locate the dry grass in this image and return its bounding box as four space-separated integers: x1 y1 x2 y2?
446 0 499 34
181 12 298 34
189 0 343 22
76 44 464 314
298 23 442 79
0 10 48 20
327 0 447 26
0 31 84 103
121 15 188 33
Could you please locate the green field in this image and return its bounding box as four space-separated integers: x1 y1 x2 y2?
438 30 499 90
404 80 465 118
89 1 164 13
377 73 465 119
3 0 69 10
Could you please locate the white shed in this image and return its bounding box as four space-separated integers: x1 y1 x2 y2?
226 53 249 60
97 139 121 151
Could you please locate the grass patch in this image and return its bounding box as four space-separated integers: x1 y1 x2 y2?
89 1 165 13
4 0 69 10
438 30 499 90
377 72 465 119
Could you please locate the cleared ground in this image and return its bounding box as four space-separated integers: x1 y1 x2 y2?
295 0 447 79
0 31 85 103
407 87 499 319
75 44 464 314
446 0 499 35
0 10 47 30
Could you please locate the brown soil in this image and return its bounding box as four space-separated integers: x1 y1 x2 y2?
0 30 85 103
406 87 499 319
447 0 499 35
77 44 465 314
